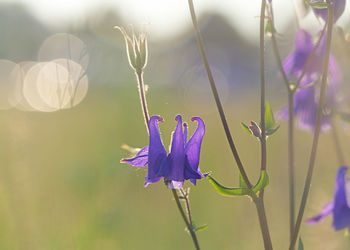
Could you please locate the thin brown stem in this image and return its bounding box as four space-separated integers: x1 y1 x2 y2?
289 2 334 249
187 0 252 189
267 1 296 243
172 189 200 250
136 71 150 131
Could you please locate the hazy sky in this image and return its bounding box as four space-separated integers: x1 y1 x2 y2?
3 0 350 42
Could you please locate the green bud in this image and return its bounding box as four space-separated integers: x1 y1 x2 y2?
115 26 148 73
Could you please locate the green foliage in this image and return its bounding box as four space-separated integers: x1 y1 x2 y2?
265 102 280 136
208 170 269 197
194 224 208 232
241 122 253 136
298 238 304 250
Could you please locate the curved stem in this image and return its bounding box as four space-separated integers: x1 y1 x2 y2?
267 1 296 242
287 92 295 242
254 197 273 250
172 189 200 250
289 2 334 249
294 24 327 91
260 0 267 172
136 71 150 132
187 0 252 189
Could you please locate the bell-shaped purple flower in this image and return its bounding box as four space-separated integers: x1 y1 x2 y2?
278 29 341 131
313 0 346 23
121 115 206 189
306 166 350 231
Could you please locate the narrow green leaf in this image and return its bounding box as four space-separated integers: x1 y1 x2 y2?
208 176 251 197
239 174 249 189
265 102 276 131
298 238 304 250
241 122 253 136
266 125 280 136
194 224 208 232
310 1 328 9
252 170 270 193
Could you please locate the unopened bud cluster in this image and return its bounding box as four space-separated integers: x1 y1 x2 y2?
115 26 148 74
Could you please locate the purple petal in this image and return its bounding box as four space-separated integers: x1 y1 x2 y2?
183 122 188 145
306 201 334 224
160 115 185 182
146 116 167 184
120 146 149 167
184 117 205 184
332 166 350 230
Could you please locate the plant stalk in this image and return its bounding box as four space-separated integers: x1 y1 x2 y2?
267 1 296 242
172 189 200 250
289 2 334 249
187 0 252 189
136 71 150 132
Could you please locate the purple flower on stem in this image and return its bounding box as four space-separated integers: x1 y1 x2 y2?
306 166 350 231
121 115 206 189
278 29 341 131
312 0 346 23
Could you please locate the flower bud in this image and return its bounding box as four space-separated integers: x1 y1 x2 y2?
115 26 148 73
249 121 262 138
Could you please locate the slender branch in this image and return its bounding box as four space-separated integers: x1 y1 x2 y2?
294 24 327 91
267 1 296 242
330 116 345 166
180 189 193 226
260 0 267 172
287 92 295 242
172 189 200 250
187 0 252 189
289 2 334 249
254 197 273 250
257 1 273 250
136 71 150 132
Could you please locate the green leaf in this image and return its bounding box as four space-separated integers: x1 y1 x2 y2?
208 176 251 197
239 174 249 189
298 238 304 250
252 170 270 194
194 224 208 232
310 1 328 9
241 122 252 136
265 102 276 131
266 125 280 136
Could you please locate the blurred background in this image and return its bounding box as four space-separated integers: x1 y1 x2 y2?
0 0 350 249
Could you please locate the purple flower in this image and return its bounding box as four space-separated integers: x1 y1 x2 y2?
278 29 341 131
121 115 206 189
306 166 350 231
312 0 346 23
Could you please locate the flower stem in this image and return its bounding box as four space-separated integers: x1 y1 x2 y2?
136 71 150 131
187 0 252 189
135 71 200 250
172 189 200 250
330 117 345 166
289 2 334 249
257 1 273 250
267 1 296 243
260 0 267 173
